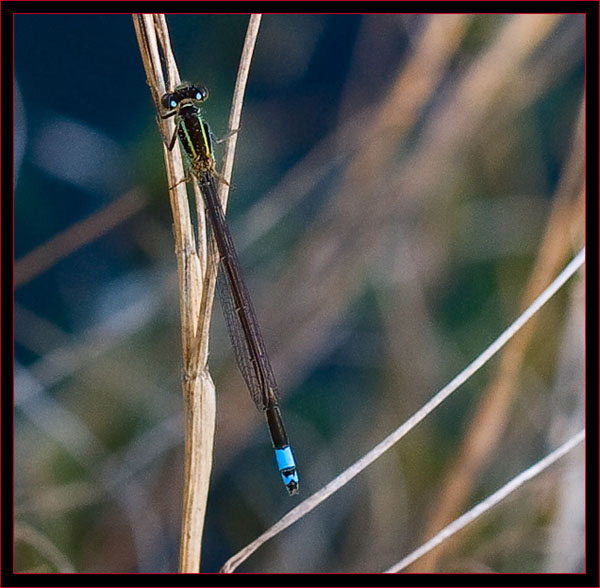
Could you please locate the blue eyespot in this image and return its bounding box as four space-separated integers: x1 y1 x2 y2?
170 99 177 108
195 92 202 100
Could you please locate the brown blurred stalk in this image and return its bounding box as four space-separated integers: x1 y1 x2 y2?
411 90 586 571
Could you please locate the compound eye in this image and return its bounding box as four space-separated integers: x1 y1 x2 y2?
193 86 208 101
161 93 177 109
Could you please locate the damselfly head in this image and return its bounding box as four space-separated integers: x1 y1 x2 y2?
161 83 208 110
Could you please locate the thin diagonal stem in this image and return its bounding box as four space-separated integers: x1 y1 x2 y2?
384 429 585 573
221 247 585 573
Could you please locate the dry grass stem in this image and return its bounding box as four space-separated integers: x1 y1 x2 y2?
412 95 586 572
132 13 261 572
385 429 586 573
220 246 585 573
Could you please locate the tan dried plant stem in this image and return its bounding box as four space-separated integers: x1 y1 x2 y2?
132 13 262 572
412 95 586 572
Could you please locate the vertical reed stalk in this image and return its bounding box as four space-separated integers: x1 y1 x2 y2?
132 13 261 572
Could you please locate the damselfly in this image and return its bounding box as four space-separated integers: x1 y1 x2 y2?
161 82 299 495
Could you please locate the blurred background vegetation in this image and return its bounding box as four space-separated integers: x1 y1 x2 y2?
14 13 585 573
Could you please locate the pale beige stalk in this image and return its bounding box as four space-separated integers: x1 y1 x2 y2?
132 13 262 572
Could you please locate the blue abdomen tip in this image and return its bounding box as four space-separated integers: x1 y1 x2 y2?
275 446 296 471
275 446 299 495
